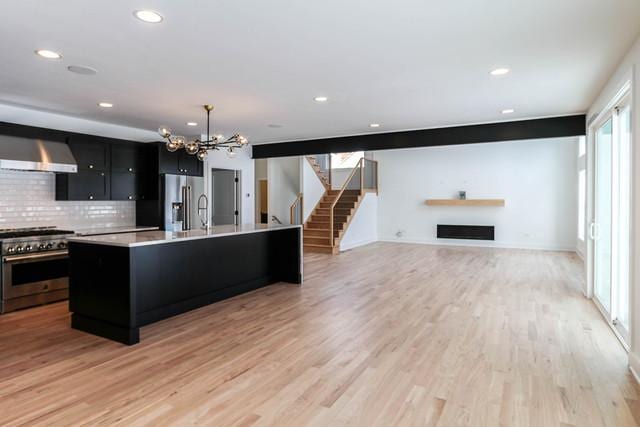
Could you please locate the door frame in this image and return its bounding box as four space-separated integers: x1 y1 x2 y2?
210 168 241 226
587 83 632 349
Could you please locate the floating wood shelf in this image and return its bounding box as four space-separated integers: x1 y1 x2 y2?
425 199 505 207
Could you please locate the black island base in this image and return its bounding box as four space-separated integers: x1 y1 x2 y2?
68 225 302 345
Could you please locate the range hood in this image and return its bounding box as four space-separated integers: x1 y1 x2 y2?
0 135 77 173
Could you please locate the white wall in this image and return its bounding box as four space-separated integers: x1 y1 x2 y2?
376 137 579 251
302 157 326 221
203 146 255 225
267 156 300 225
340 192 378 251
587 35 640 378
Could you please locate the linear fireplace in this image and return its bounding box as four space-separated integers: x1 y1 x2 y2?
437 225 495 241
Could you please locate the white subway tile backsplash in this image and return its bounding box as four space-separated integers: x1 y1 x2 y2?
0 170 134 229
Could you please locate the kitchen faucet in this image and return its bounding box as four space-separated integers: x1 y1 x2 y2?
197 194 210 230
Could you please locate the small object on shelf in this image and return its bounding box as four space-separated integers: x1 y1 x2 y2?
459 191 466 200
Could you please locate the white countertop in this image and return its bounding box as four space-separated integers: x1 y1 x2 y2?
67 224 302 247
73 225 160 236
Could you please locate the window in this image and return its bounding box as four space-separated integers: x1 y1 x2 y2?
331 151 364 169
577 136 586 242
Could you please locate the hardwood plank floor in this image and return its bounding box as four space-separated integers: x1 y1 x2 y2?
0 242 638 426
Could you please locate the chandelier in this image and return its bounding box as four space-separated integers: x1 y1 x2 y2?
158 104 248 161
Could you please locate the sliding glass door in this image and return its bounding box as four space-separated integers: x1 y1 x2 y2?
593 118 613 314
591 92 631 345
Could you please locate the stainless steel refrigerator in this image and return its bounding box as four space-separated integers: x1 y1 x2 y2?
162 174 206 231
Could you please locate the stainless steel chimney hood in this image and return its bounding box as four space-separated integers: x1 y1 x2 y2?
0 135 77 173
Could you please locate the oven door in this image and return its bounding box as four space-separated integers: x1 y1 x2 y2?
2 250 69 299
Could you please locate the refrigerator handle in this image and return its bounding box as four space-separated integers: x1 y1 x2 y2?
182 185 192 230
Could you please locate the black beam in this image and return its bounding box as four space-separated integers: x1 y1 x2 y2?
252 115 586 158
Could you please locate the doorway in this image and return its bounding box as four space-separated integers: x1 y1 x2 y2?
211 168 239 226
591 90 632 345
258 179 268 224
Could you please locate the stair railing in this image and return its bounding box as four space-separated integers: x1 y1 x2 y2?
307 154 332 187
328 157 379 247
290 193 303 225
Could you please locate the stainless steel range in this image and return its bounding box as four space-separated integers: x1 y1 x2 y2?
1 226 75 313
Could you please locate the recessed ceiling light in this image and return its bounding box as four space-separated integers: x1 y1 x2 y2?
369 123 381 128
186 122 198 126
501 108 515 114
67 65 97 75
490 68 510 76
35 49 62 59
314 96 328 102
98 102 113 108
133 10 163 23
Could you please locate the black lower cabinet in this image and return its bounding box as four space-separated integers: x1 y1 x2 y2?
56 172 110 201
69 227 302 345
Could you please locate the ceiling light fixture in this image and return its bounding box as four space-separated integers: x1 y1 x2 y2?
369 123 380 128
98 102 113 108
35 49 62 59
159 104 248 161
314 96 328 102
186 122 198 126
501 108 515 114
490 68 510 76
67 65 97 75
133 10 164 23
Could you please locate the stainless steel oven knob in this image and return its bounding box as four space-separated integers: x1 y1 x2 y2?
38 243 46 250
25 245 32 252
58 242 67 249
6 247 15 254
16 246 24 253
46 243 53 250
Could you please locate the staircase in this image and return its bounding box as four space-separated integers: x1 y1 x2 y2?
302 155 378 255
305 156 331 189
303 189 363 254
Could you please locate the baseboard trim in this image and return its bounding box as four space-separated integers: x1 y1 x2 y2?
378 237 577 252
340 238 378 252
629 353 640 385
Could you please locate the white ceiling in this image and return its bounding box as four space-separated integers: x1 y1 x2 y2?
1 0 639 144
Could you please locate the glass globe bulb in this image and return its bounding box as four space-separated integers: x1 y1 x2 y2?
158 126 172 138
196 149 208 161
166 140 179 152
238 135 248 145
226 148 236 159
173 135 186 148
185 141 200 155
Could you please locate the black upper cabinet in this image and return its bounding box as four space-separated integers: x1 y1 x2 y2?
158 146 203 176
178 152 202 176
56 171 110 201
68 137 110 172
57 137 111 201
111 143 139 173
111 172 138 201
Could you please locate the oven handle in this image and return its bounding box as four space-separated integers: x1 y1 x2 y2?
3 250 68 264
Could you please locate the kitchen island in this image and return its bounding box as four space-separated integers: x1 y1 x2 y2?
67 224 302 345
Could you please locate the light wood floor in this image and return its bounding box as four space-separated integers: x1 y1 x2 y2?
0 243 638 426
